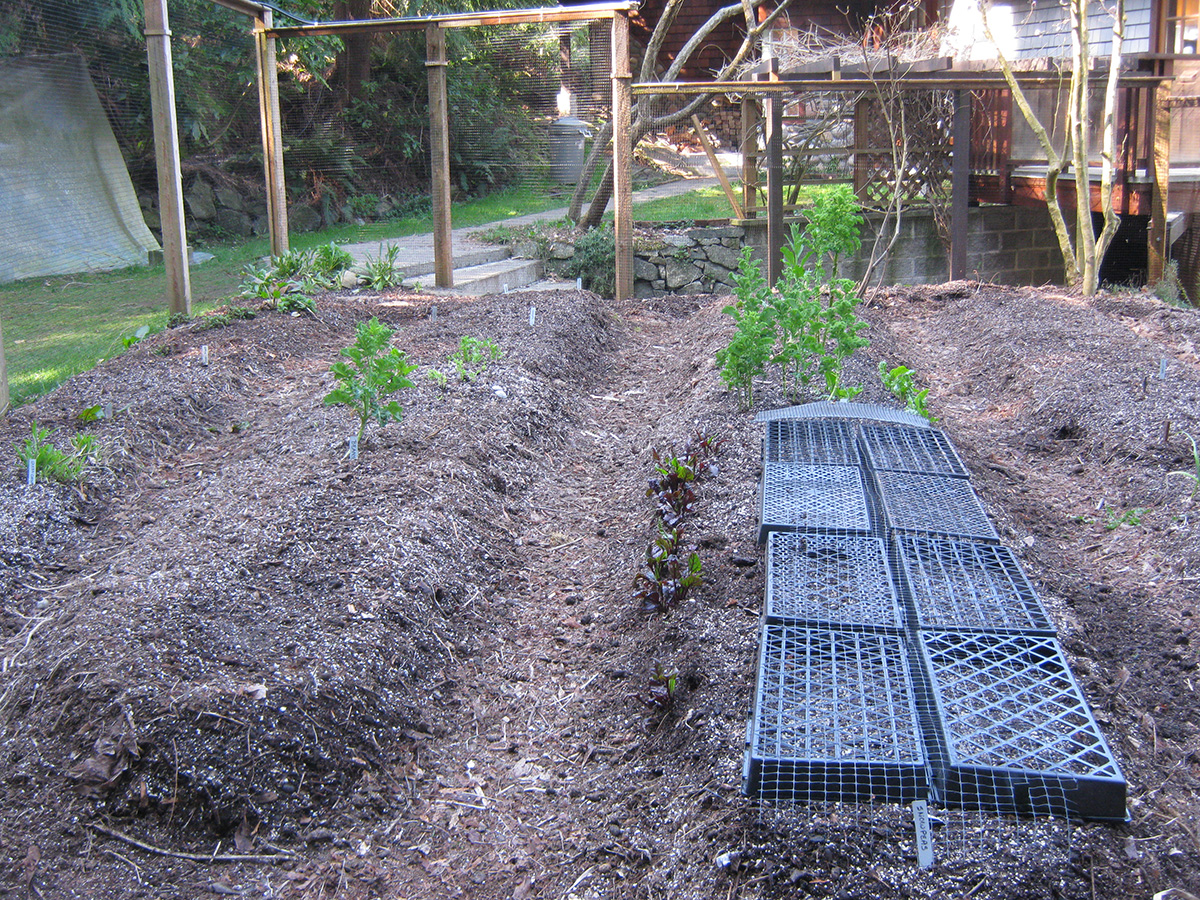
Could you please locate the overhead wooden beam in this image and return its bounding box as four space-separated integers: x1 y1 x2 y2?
635 74 1170 94
612 11 633 302
427 24 453 288
145 0 192 317
268 1 638 38
255 9 289 257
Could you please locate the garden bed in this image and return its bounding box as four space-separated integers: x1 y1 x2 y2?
0 281 1197 898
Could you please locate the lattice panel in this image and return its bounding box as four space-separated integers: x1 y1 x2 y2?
766 532 903 628
745 623 929 804
920 631 1126 820
853 91 953 210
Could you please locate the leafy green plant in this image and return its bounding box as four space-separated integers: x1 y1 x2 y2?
1168 432 1200 497
195 305 257 331
16 424 99 483
717 189 869 408
645 432 724 527
312 242 354 278
364 244 403 290
879 362 937 424
1105 507 1147 530
428 368 448 389
634 526 703 614
449 336 502 382
122 325 149 349
323 317 418 442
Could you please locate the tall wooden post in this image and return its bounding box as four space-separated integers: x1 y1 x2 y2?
144 0 191 316
256 9 289 257
763 62 783 286
0 316 9 414
741 97 761 219
612 12 633 302
950 89 971 280
1149 80 1171 283
427 23 453 288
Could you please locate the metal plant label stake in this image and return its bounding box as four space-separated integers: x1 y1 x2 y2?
27 459 36 486
348 434 359 460
912 799 934 869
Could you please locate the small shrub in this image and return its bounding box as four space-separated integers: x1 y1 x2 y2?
717 188 869 408
563 226 615 297
646 661 680 710
323 317 418 442
312 242 354 278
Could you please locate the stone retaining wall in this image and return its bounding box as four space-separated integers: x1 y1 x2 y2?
628 205 1065 296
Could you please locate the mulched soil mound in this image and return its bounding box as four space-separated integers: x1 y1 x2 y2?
0 282 1197 899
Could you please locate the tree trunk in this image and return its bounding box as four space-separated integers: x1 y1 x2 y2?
334 0 373 105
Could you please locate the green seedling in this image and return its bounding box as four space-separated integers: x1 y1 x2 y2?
16 424 99 483
1168 433 1200 498
122 325 150 349
449 336 502 382
879 361 937 424
323 317 418 442
1105 507 1147 530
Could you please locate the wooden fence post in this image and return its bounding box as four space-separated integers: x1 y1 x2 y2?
427 23 454 288
763 61 783 286
1149 81 1171 284
951 89 970 280
256 8 289 257
144 0 192 316
612 11 633 303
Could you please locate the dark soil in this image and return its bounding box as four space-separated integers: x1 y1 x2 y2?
1 281 1198 899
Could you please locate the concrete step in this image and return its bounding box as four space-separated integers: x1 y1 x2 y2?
394 244 512 279
404 255 543 295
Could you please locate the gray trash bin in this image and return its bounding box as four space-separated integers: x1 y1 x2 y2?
549 116 589 184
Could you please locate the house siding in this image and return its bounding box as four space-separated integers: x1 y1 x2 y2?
1009 0 1152 58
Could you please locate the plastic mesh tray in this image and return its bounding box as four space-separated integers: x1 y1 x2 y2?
745 623 929 803
895 535 1053 633
756 401 930 428
873 471 998 542
861 424 968 478
759 464 874 542
764 419 861 466
919 631 1126 820
766 532 904 629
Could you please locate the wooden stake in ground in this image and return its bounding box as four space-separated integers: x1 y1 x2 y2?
0 315 9 413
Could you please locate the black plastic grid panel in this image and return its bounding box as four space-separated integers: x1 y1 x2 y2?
919 631 1126 820
756 401 931 428
759 464 874 542
764 419 861 466
896 535 1053 633
745 623 929 803
766 532 904 629
873 471 999 542
860 424 969 478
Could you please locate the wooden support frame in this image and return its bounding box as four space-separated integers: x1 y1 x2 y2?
145 0 191 316
1149 80 1171 283
427 24 454 288
612 12 633 303
691 115 743 218
951 89 970 280
763 61 783 286
255 9 289 257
